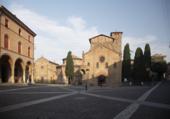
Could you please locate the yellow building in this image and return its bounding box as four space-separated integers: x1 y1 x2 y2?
57 32 122 86
0 5 36 83
83 32 122 86
56 54 84 85
34 57 59 83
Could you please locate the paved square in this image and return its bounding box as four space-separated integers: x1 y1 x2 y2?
0 81 170 119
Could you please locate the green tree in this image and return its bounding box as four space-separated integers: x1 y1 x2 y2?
122 43 131 82
133 47 145 83
65 51 74 84
151 61 167 80
144 43 151 81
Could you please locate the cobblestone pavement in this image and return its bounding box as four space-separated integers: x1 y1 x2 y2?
0 80 170 119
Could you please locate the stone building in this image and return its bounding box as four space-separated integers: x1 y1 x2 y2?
56 54 84 85
34 57 59 83
0 5 36 83
82 32 122 86
57 32 122 86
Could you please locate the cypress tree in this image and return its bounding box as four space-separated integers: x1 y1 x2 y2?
133 47 145 84
122 43 131 82
144 43 151 81
65 51 74 84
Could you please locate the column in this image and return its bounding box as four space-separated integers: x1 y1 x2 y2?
10 64 15 83
23 67 26 83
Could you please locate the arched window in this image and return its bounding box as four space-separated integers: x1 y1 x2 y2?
28 47 30 57
5 19 8 28
18 42 22 54
4 34 9 49
87 62 90 66
96 62 99 68
105 62 108 68
19 28 21 36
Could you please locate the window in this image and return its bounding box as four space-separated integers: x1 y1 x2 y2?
28 35 31 42
5 19 8 28
4 34 9 49
41 66 44 69
28 47 30 57
87 62 90 66
18 42 22 54
105 62 108 68
19 28 21 36
99 56 105 63
96 62 99 68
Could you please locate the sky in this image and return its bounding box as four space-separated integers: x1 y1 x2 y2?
1 0 170 64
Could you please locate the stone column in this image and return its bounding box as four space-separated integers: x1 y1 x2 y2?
23 67 26 83
31 66 34 84
10 63 15 83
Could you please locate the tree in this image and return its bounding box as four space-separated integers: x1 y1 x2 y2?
122 43 131 82
65 51 74 84
144 43 151 81
133 47 145 84
151 61 167 80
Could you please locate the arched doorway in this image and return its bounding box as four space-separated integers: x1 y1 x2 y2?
74 70 83 85
98 75 106 86
14 59 23 83
0 55 12 83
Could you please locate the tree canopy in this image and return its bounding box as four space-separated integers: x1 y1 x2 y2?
65 51 74 84
122 43 131 82
133 47 145 83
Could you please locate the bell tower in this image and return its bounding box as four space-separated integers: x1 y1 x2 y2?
110 32 123 58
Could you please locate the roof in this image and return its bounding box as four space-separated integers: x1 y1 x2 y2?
0 5 36 37
152 53 166 58
36 56 59 66
89 34 114 43
49 61 59 66
63 54 82 61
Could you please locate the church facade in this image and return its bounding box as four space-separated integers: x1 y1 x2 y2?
82 32 122 86
57 32 122 86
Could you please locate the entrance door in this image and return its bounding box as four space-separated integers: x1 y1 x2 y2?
98 75 106 86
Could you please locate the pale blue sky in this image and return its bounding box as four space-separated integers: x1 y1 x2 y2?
1 0 170 63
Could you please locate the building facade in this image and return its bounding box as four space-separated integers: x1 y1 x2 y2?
57 32 122 86
82 32 122 86
56 54 84 85
0 6 36 83
34 57 59 83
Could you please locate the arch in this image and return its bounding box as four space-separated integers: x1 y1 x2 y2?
14 58 24 83
73 70 83 85
80 69 86 75
97 75 106 86
0 54 12 83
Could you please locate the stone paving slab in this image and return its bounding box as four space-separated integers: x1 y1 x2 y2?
89 86 151 100
0 85 31 91
0 93 67 107
146 80 170 105
0 94 130 119
130 105 170 119
13 86 71 93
